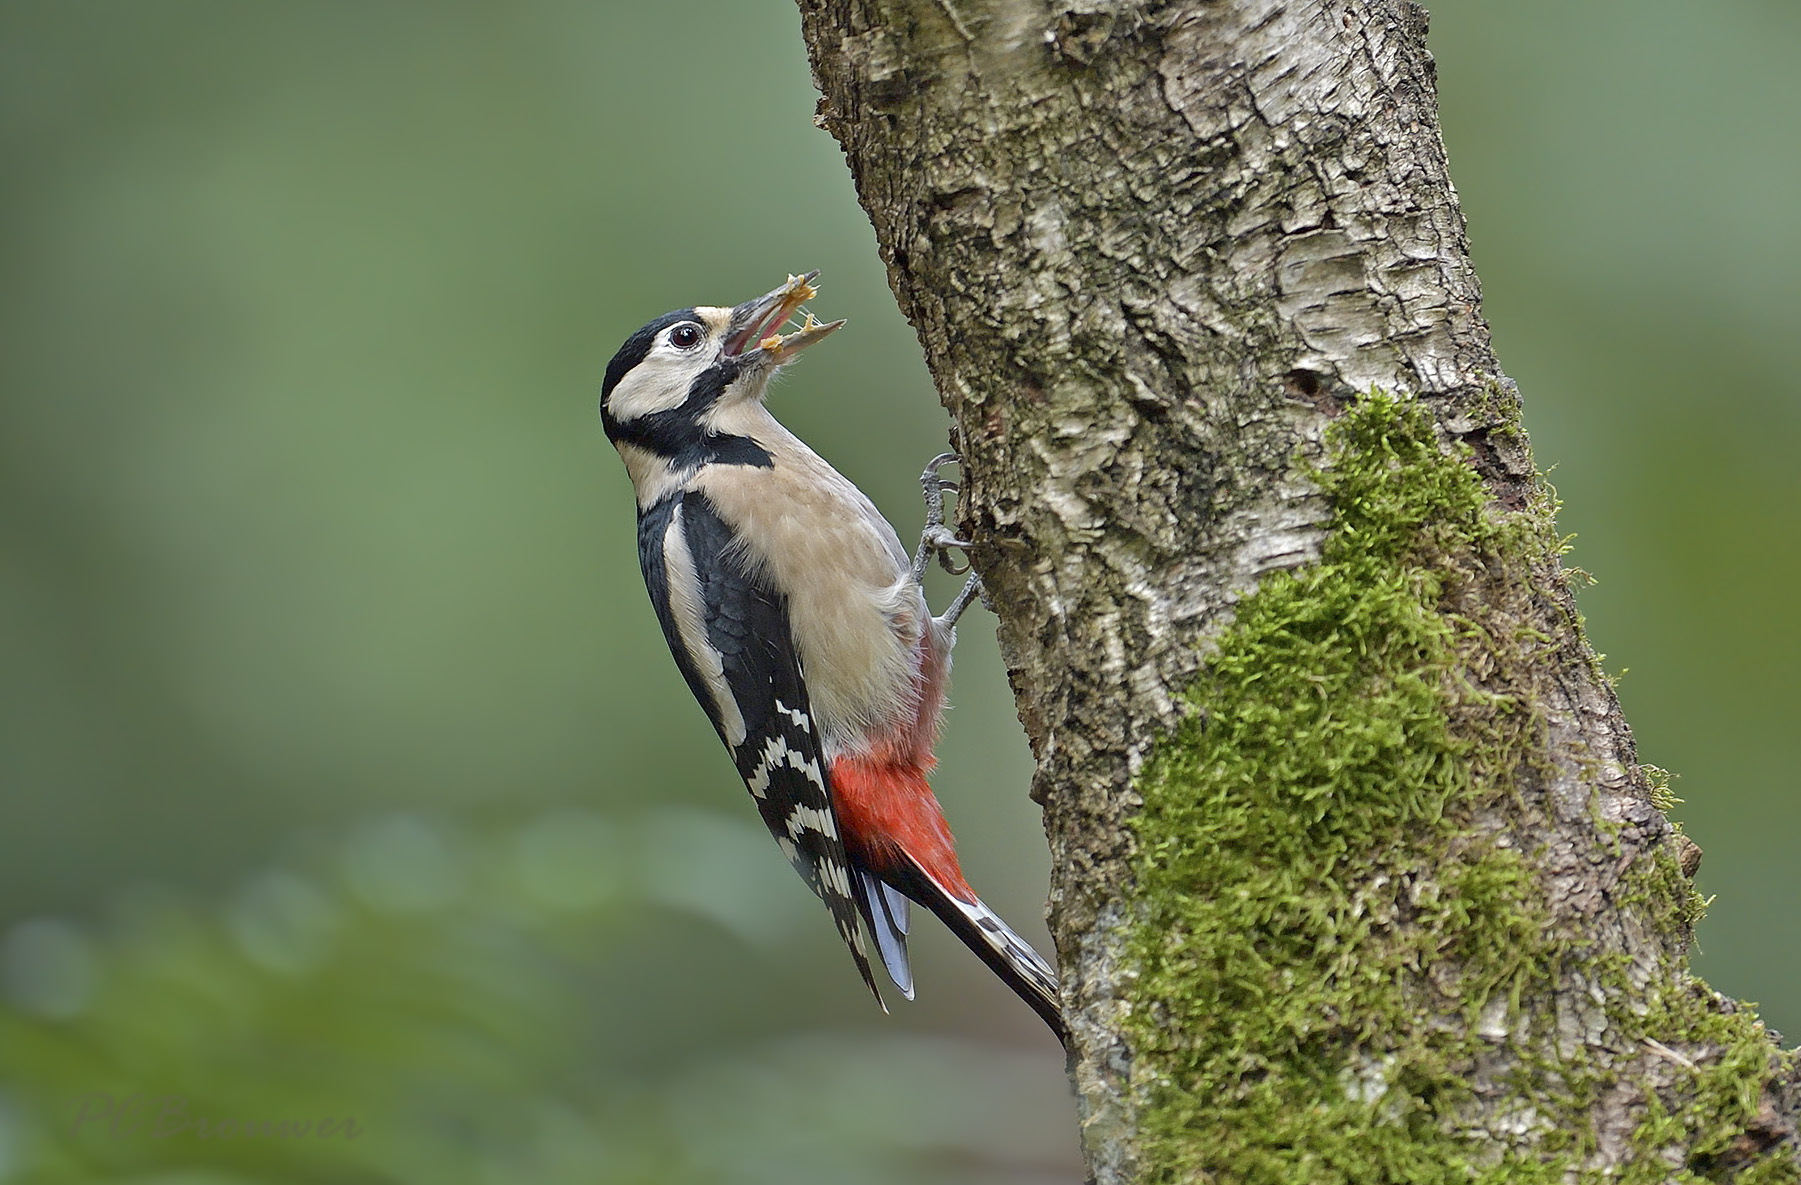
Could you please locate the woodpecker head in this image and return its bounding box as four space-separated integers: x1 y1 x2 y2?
600 272 844 469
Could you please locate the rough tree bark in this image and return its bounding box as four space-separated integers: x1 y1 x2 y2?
795 2 1798 1183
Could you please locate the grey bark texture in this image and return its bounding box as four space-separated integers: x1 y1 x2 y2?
794 2 1800 1182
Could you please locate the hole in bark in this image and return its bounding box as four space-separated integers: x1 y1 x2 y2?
1463 428 1530 512
1285 368 1343 415
1050 12 1116 65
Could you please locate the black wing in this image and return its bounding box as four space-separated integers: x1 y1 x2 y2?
637 489 881 1005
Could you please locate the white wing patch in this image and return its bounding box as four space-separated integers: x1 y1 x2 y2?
746 736 828 814
785 802 838 842
662 504 748 746
743 734 827 804
774 699 810 732
815 856 853 901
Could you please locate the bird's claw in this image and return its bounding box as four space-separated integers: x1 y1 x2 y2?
919 453 962 522
920 524 973 576
913 453 976 580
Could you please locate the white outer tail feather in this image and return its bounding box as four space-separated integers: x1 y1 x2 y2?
946 891 1061 1006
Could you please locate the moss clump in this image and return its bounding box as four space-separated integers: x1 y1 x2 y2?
1125 390 1556 1184
1124 389 1796 1184
1622 970 1796 1183
1644 764 1681 815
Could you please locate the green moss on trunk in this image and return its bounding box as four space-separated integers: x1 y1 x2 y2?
1124 391 1793 1183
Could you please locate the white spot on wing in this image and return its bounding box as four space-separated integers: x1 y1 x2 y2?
784 802 837 841
745 735 827 805
815 858 852 899
774 700 810 732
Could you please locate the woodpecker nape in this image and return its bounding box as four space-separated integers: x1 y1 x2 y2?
598 272 1066 1041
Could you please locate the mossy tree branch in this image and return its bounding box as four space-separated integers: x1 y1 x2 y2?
794 1 1799 1182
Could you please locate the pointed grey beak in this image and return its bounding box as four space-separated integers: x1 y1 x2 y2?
724 271 845 360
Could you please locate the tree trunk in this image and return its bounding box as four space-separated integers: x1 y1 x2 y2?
794 2 1799 1182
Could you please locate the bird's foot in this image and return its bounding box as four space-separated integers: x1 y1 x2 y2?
913 452 974 581
933 572 986 631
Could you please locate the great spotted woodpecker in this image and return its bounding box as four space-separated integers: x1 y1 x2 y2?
598 272 1065 1040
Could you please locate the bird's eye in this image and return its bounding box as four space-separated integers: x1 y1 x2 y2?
670 323 703 350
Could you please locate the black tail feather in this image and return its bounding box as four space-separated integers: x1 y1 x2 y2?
884 856 1068 1043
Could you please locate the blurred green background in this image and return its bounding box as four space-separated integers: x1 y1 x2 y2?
0 2 1794 1180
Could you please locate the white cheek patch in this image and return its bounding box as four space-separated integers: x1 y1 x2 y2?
663 503 748 747
608 346 706 424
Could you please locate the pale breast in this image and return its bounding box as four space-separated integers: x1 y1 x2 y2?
693 417 924 755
